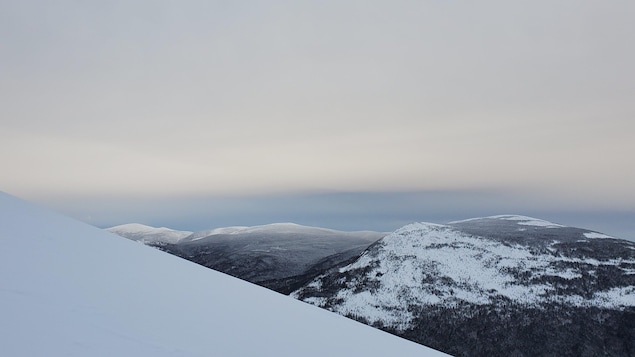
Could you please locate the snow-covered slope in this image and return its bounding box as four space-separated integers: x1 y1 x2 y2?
293 215 635 356
0 192 447 357
107 223 192 244
185 225 250 240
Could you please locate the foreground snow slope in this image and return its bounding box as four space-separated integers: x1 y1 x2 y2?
0 192 446 357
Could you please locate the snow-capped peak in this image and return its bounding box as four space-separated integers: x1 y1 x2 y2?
186 226 250 240
293 219 635 333
450 214 564 228
106 223 192 244
185 222 384 242
491 214 565 227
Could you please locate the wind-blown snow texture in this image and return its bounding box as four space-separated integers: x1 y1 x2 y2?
0 192 446 357
293 215 635 356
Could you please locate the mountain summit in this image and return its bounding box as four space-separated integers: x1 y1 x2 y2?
292 215 635 356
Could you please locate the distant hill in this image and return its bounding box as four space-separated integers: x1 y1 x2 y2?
106 223 192 244
108 222 386 294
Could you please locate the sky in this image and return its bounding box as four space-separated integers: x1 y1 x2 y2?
1 1 634 239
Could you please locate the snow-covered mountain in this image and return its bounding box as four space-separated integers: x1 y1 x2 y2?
107 223 192 244
292 215 635 356
0 192 447 356
109 222 386 293
182 222 376 241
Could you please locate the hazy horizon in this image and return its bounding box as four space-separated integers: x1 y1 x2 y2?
2 2 634 240
24 190 632 242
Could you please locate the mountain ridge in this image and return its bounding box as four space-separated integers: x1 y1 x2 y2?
105 214 635 355
108 221 387 293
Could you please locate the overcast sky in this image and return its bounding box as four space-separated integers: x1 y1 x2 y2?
1 1 634 239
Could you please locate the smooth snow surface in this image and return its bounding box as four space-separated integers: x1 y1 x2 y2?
584 232 615 239
0 192 447 357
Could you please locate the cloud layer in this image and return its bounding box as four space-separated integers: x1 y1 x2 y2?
2 1 634 209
